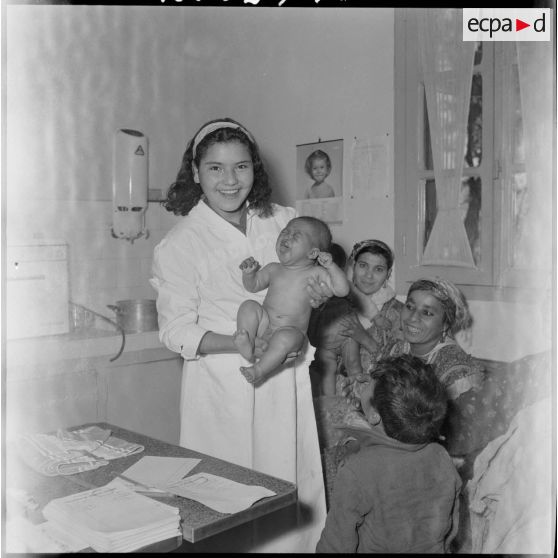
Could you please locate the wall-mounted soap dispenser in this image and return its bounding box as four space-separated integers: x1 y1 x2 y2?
111 128 149 243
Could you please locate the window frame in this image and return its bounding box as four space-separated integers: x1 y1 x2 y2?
393 8 553 303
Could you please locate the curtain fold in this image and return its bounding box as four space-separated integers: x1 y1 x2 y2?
418 9 476 267
515 41 554 272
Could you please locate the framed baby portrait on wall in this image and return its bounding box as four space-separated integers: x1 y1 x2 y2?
296 138 344 224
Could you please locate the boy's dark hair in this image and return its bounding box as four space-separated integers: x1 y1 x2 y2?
162 117 273 218
369 354 448 444
293 216 332 252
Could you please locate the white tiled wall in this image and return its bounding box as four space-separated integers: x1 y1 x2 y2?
7 198 181 318
6 4 185 320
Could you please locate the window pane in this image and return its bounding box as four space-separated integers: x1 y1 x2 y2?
464 73 482 168
473 42 483 65
423 177 482 265
423 74 482 171
510 62 525 165
424 179 436 246
423 95 433 171
511 171 529 268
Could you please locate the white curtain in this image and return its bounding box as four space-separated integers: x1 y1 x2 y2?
514 41 554 271
418 9 476 267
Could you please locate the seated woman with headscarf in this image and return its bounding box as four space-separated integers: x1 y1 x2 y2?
336 239 405 382
309 239 404 397
383 278 482 398
341 277 484 458
344 276 550 464
336 278 550 551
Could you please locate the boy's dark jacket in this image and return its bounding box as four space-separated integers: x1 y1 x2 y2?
316 420 462 553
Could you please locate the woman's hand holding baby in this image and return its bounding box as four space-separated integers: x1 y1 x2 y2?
307 276 333 308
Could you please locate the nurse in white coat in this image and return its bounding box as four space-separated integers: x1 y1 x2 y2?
150 118 327 552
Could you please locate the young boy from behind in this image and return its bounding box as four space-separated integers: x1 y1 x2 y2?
316 354 461 553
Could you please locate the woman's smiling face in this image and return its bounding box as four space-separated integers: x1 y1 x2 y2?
193 141 254 224
401 289 447 355
352 252 390 296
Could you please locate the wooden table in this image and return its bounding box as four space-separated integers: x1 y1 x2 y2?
8 422 298 550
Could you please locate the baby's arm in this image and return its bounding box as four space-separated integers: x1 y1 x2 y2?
341 338 364 378
239 257 275 293
316 252 350 297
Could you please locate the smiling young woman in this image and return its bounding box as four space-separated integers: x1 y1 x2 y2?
151 118 330 552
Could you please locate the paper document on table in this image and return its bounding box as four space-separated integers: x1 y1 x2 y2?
166 472 276 514
121 456 201 489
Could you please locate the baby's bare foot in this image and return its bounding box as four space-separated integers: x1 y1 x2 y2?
233 329 254 362
240 364 265 386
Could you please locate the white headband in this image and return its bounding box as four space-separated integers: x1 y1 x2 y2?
192 121 255 158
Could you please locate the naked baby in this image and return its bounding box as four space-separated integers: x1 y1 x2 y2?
234 216 350 385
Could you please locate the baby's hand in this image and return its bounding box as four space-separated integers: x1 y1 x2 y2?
239 257 260 274
317 251 333 268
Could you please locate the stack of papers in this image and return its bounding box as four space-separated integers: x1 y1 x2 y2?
42 486 181 552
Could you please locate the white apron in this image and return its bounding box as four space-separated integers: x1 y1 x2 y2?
181 344 325 552
152 202 326 552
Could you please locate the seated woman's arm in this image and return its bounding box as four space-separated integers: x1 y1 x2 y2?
338 313 379 355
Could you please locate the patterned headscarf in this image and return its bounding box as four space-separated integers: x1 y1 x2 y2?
349 239 394 270
408 278 473 336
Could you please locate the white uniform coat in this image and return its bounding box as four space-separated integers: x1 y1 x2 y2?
150 202 326 552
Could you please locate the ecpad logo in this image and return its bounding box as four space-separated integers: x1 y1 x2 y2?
463 8 551 41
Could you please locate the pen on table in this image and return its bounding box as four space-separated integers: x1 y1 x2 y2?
112 472 174 498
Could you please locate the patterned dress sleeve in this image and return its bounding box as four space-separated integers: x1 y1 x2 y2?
433 344 484 398
432 345 485 457
359 297 405 374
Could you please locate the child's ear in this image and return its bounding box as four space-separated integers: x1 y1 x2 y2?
308 247 320 260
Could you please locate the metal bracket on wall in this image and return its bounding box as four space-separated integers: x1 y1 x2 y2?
147 189 164 202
